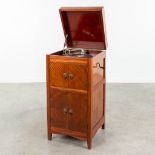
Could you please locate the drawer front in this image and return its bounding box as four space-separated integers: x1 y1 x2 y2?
68 63 88 90
49 61 68 88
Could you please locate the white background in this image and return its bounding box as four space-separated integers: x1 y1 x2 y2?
0 0 154 83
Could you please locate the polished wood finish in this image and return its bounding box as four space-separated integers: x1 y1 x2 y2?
47 51 106 149
49 59 88 90
46 55 52 140
50 88 68 129
59 7 107 50
92 84 104 128
51 127 87 140
68 63 88 90
46 7 107 149
50 88 87 133
67 91 87 133
49 61 68 88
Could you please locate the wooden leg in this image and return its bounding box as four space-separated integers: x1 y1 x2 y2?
87 138 92 149
48 132 52 140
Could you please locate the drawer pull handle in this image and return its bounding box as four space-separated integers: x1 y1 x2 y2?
63 73 68 80
68 109 73 114
69 73 74 80
63 108 68 114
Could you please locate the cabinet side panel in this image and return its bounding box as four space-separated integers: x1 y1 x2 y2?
91 51 106 129
46 55 52 139
91 84 104 127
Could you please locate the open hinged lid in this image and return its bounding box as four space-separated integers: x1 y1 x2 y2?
59 7 107 50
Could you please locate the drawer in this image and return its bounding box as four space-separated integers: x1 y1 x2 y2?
49 59 88 90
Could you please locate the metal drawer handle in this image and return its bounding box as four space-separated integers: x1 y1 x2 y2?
93 63 104 69
63 73 68 80
69 73 74 80
63 108 68 114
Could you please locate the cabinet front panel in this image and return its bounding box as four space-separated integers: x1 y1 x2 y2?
49 60 68 88
68 92 87 133
68 63 88 90
50 89 68 129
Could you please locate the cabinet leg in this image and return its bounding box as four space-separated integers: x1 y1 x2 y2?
87 138 92 149
48 132 52 140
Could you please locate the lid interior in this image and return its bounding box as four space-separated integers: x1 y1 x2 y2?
59 7 107 50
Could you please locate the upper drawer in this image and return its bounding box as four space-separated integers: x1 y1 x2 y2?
49 59 88 90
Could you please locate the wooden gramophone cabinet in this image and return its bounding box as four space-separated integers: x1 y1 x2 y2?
46 7 107 149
